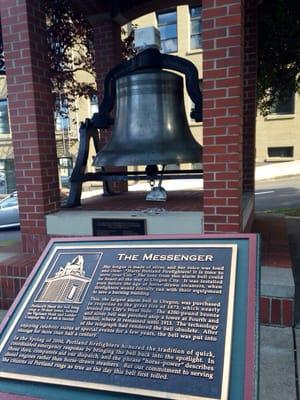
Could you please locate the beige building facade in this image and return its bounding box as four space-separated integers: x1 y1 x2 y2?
256 93 300 162
131 5 300 164
0 70 95 194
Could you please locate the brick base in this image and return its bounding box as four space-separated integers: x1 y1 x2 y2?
260 296 294 326
252 215 294 327
0 254 37 309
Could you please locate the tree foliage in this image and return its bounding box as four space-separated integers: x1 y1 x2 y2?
257 0 300 115
121 25 137 60
43 0 96 112
45 1 136 112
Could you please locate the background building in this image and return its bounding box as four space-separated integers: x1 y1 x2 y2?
256 90 300 162
0 66 96 195
127 5 203 149
131 5 300 164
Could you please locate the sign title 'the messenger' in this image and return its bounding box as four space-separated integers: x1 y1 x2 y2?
117 253 214 262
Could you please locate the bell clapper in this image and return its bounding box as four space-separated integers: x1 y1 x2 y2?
146 165 167 202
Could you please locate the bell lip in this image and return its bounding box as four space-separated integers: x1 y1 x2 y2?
92 152 203 168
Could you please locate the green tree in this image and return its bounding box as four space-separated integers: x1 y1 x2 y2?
257 0 300 115
43 0 96 112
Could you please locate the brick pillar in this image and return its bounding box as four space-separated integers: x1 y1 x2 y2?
1 0 60 255
243 0 257 193
92 19 127 193
202 0 244 233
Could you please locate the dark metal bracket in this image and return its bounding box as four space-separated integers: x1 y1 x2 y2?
67 119 100 207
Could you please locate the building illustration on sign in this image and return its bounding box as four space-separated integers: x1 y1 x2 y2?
37 255 91 303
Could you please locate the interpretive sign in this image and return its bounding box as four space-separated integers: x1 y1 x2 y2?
0 237 258 400
92 218 146 236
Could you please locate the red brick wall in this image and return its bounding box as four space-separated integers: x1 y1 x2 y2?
0 254 36 309
93 20 122 148
243 0 257 193
202 0 244 233
260 297 294 327
1 0 60 255
92 20 127 193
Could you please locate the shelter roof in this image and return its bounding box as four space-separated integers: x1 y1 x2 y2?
70 0 200 22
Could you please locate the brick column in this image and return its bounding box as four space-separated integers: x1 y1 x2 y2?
243 0 257 193
92 19 127 193
1 0 60 254
202 0 244 233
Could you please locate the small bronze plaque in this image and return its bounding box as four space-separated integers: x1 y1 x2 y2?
0 242 238 400
93 218 146 236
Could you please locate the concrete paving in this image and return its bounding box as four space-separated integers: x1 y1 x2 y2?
261 266 295 298
260 326 297 400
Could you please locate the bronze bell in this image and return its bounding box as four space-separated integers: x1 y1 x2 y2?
92 69 202 168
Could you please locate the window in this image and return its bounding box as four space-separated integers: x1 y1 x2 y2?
90 94 98 117
55 98 70 131
59 157 73 188
190 6 202 50
157 10 177 53
67 285 79 300
0 99 10 134
268 146 294 158
270 89 295 115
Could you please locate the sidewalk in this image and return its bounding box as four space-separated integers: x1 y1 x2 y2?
255 159 300 181
261 325 298 400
